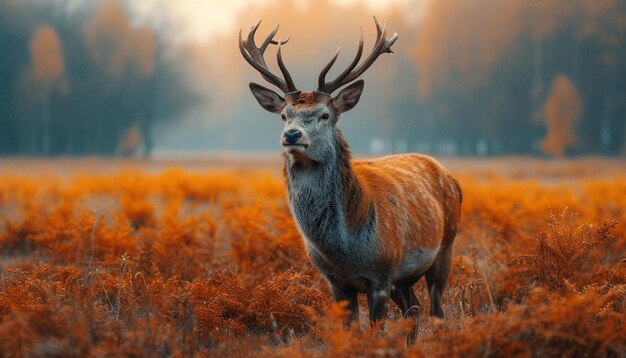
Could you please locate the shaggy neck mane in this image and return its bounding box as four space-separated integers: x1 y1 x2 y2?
335 132 372 231
283 130 372 239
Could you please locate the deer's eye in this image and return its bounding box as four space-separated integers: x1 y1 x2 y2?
320 113 330 121
281 114 287 121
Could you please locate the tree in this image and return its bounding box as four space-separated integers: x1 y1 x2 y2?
0 0 193 156
541 74 582 157
28 25 67 156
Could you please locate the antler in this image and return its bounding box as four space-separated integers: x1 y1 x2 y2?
318 16 398 94
239 20 298 94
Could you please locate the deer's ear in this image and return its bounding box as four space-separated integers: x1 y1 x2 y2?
249 83 286 114
332 80 364 114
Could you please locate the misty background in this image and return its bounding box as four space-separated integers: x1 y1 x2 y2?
0 0 624 158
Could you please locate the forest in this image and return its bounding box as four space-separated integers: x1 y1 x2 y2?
0 0 625 156
409 0 626 156
0 0 192 156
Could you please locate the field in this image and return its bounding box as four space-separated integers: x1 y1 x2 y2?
0 157 624 357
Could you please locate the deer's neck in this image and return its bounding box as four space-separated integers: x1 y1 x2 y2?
283 130 373 256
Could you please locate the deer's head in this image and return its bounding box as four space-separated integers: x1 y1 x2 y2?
239 17 398 163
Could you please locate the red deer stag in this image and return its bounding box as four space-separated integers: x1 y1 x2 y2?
239 17 462 341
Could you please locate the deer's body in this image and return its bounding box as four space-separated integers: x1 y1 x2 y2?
239 17 461 342
286 148 461 289
283 124 461 322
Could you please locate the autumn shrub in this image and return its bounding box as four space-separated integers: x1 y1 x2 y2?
415 285 625 357
0 163 624 357
509 210 619 293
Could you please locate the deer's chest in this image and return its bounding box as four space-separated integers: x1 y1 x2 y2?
286 166 379 288
304 240 371 292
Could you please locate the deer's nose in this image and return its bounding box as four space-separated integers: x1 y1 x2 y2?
283 129 302 145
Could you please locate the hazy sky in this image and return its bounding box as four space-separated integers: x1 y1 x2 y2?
39 0 422 154
131 0 414 43
125 0 422 154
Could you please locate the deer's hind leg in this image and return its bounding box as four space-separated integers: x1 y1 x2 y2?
426 192 459 319
390 283 421 344
425 244 453 318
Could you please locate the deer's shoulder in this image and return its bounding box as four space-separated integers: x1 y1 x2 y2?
352 153 446 177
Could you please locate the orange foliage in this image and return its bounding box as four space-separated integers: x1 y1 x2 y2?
542 74 583 157
29 25 65 84
410 0 604 100
84 0 156 79
117 125 143 156
510 211 619 293
412 0 530 99
0 162 624 356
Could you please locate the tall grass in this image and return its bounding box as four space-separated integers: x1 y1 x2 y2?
0 167 624 357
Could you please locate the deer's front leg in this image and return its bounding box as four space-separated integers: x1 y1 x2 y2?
330 283 359 326
310 248 360 325
367 278 391 323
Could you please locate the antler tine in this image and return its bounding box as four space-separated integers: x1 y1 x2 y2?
317 47 341 91
317 16 398 94
374 16 398 54
277 40 297 92
254 23 291 50
260 24 279 51
248 20 261 42
318 29 364 92
278 35 290 44
239 21 297 93
386 32 399 53
374 16 383 44
239 29 280 85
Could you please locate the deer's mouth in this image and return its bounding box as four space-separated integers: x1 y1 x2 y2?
283 144 308 154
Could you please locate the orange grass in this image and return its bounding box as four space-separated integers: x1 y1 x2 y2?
0 164 624 357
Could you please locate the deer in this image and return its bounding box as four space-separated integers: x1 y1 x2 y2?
239 17 462 342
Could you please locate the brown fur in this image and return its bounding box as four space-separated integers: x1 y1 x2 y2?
285 91 330 108
331 131 462 268
283 102 463 275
